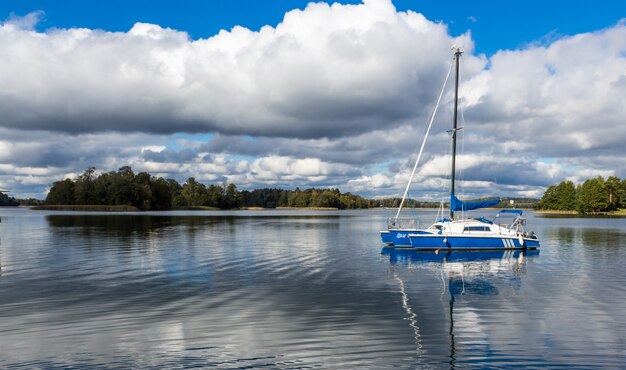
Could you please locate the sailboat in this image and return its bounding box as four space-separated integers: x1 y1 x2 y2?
380 48 540 250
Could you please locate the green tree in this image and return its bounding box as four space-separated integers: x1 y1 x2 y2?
167 179 185 208
540 181 577 210
278 190 288 207
93 172 113 205
46 179 76 205
132 172 153 210
181 177 207 206
539 185 558 210
605 176 622 210
576 176 609 213
555 180 577 210
315 190 340 208
620 179 626 209
295 189 311 207
74 167 97 204
109 166 136 206
222 183 241 209
0 192 19 206
287 188 300 207
206 184 224 208
149 177 174 210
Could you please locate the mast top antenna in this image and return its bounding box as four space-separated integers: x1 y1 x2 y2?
450 45 464 55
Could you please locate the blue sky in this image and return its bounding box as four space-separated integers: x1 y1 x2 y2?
2 0 623 55
0 0 625 199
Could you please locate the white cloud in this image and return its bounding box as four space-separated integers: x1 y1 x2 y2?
227 155 355 187
141 146 167 153
0 0 471 139
0 3 624 200
0 164 57 176
348 174 394 190
4 10 44 31
462 22 626 158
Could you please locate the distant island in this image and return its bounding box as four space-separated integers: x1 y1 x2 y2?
37 166 385 211
33 166 533 211
538 176 626 215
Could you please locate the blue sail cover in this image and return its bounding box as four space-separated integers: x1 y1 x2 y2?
450 194 500 212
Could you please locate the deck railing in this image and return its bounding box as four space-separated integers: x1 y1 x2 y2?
387 217 420 230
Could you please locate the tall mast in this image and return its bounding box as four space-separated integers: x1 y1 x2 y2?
450 48 462 220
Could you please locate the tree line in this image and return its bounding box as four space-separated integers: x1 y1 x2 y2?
240 187 370 209
0 192 19 206
0 194 47 207
46 166 241 210
44 166 395 210
539 176 626 213
26 165 566 211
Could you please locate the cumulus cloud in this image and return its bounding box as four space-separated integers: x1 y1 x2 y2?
0 0 471 138
461 22 626 159
0 1 624 200
0 130 366 198
4 10 44 31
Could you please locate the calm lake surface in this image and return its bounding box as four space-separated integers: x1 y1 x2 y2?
1 208 625 368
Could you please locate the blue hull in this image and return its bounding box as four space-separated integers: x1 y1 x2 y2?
408 234 539 250
380 229 432 247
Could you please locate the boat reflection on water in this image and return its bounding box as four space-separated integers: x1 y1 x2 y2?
382 247 539 294
381 247 539 367
382 248 539 265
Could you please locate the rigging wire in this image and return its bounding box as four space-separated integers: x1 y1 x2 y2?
440 119 451 222
395 61 454 221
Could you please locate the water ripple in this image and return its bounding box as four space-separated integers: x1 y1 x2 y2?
0 209 625 367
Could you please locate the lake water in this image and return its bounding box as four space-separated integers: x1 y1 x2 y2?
1 208 625 368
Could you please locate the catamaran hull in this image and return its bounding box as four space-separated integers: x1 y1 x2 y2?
407 234 540 250
380 230 432 247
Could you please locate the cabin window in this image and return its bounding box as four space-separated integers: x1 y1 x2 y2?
434 225 443 230
463 226 491 232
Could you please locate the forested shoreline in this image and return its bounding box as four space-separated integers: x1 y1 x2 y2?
41 166 422 210
39 167 545 211
539 176 626 213
15 167 625 214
